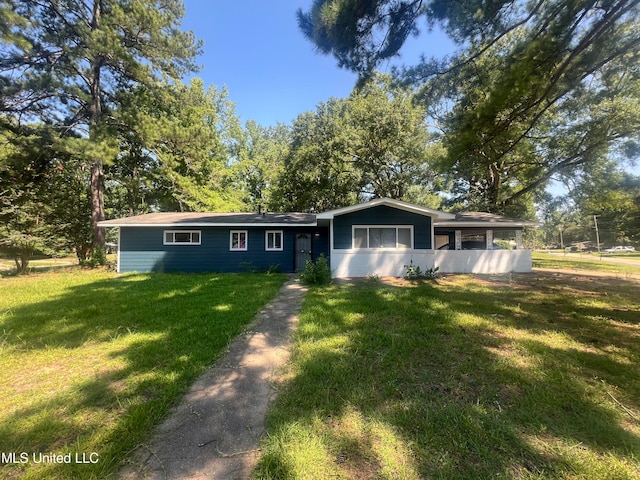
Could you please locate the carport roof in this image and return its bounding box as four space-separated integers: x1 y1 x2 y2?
434 212 541 228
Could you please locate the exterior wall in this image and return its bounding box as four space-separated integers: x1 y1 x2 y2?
435 250 532 273
329 205 435 277
118 226 328 273
312 228 330 260
333 205 432 249
331 250 435 278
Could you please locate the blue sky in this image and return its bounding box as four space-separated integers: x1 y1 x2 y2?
181 0 455 127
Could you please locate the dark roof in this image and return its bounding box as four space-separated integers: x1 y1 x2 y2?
98 205 540 229
98 212 317 227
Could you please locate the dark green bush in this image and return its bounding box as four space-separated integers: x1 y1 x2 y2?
299 254 331 285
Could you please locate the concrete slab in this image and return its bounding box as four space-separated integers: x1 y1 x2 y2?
119 276 307 480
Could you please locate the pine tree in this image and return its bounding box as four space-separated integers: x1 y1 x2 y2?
0 0 201 250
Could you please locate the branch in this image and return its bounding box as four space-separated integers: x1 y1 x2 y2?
404 0 545 83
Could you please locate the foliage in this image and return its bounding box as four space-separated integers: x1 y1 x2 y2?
297 0 640 216
273 74 440 211
297 0 424 77
266 263 281 275
149 79 245 212
404 260 440 279
569 161 640 246
103 78 245 215
0 0 201 246
299 254 331 285
83 246 107 268
403 260 422 279
538 159 640 249
47 161 94 261
0 125 71 272
232 120 290 212
0 271 286 479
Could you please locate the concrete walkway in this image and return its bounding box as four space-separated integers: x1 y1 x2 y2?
120 276 307 480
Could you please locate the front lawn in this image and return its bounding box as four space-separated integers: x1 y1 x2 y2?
0 269 286 479
256 273 640 479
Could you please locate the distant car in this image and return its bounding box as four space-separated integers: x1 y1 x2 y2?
604 246 633 253
624 246 636 252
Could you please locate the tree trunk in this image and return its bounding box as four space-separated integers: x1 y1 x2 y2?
91 161 105 248
89 0 105 250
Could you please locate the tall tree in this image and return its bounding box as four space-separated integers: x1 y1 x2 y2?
232 120 290 212
0 0 201 249
273 75 438 211
273 98 361 212
0 123 74 271
297 0 640 216
152 79 244 212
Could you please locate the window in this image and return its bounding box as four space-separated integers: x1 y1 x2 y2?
230 230 248 251
163 230 201 245
352 226 413 249
265 230 283 251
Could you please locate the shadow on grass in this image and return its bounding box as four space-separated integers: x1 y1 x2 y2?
0 271 286 479
256 273 640 479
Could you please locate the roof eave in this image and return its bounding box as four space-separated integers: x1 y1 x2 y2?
317 198 456 220
97 221 318 228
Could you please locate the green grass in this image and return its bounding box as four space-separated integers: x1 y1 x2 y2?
533 251 640 275
0 256 79 275
256 274 640 479
0 269 286 479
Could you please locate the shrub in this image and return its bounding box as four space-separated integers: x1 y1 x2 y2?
404 260 422 279
82 247 107 268
404 260 440 279
266 263 281 274
299 254 331 285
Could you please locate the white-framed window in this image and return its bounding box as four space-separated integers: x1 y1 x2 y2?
163 230 201 245
265 230 283 251
352 226 413 249
230 230 248 251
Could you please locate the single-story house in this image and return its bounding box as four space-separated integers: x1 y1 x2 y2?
98 198 539 277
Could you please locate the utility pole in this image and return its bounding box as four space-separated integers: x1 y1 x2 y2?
593 215 601 254
558 225 564 250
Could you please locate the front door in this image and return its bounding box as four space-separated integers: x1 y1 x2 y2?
295 233 312 271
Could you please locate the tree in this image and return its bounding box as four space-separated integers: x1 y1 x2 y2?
151 79 244 212
47 160 94 262
0 124 69 271
232 120 290 212
569 160 640 246
273 99 360 212
0 0 201 249
297 0 424 77
273 75 438 211
347 75 437 200
297 0 640 216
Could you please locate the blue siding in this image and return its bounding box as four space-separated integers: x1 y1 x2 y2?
312 227 330 260
118 226 330 273
333 205 432 249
